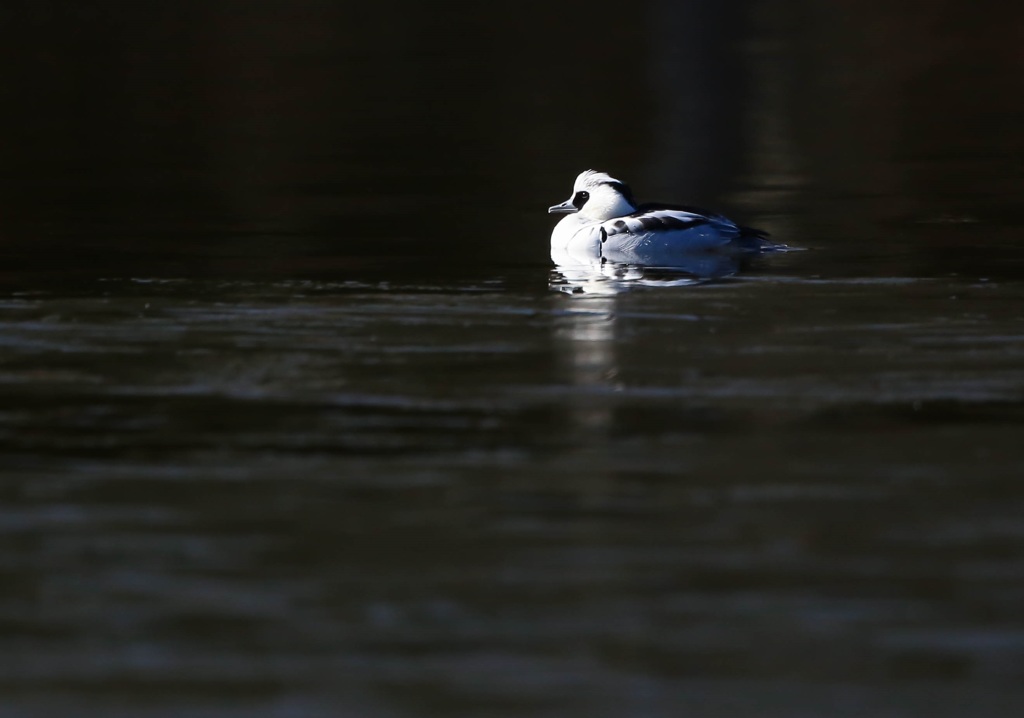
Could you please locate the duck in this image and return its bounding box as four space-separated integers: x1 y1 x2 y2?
548 170 775 266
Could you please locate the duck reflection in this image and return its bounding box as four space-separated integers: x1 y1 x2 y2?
549 253 744 295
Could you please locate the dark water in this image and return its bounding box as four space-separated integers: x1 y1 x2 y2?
3 2 1024 716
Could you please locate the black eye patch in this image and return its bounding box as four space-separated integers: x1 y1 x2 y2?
572 190 590 209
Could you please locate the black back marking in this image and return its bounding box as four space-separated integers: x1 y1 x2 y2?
636 215 710 232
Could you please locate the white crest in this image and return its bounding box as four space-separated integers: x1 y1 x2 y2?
568 169 635 220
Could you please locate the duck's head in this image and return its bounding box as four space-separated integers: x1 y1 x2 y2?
548 170 637 221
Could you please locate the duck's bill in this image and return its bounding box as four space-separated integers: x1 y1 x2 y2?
548 200 578 214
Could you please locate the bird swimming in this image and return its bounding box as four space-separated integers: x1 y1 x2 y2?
548 170 775 267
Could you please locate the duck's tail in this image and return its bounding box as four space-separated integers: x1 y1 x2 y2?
735 225 779 252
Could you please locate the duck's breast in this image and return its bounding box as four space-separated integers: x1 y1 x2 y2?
551 217 605 265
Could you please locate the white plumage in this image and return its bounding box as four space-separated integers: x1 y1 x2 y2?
548 170 774 266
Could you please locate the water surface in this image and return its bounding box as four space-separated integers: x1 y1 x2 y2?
2 1 1024 716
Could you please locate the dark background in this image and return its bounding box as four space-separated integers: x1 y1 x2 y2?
3 1 1021 275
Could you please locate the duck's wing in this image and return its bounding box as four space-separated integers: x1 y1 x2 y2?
598 204 730 254
602 203 771 253
602 202 716 233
